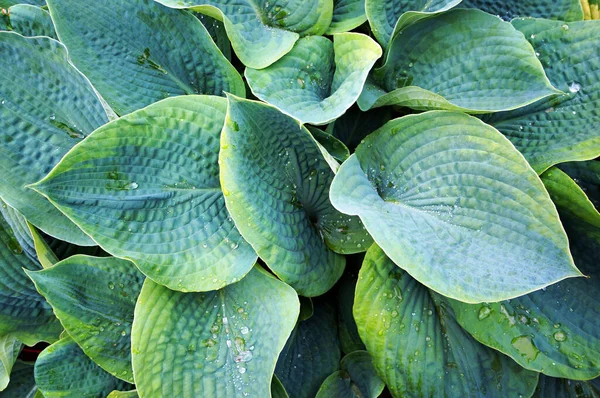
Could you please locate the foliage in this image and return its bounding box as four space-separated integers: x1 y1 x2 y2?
0 0 599 397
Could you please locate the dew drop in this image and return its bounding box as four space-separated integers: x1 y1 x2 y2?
121 330 127 337
108 282 115 290
562 24 569 31
553 331 567 342
238 366 246 374
569 82 581 93
240 326 249 335
478 306 492 320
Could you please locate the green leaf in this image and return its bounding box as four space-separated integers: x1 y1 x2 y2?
26 255 145 383
354 245 540 397
533 375 600 398
365 0 461 48
461 0 584 22
0 334 22 391
0 199 37 263
325 105 391 151
484 19 600 173
336 263 365 354
27 223 59 269
30 96 257 292
559 160 600 210
0 33 107 246
46 0 244 116
0 4 56 38
131 266 299 398
246 33 381 126
306 126 350 165
0 361 37 397
315 351 384 398
220 96 372 296
153 0 332 69
326 0 367 34
197 13 231 61
444 167 600 380
107 390 139 398
0 0 44 8
35 336 131 397
359 9 562 113
271 375 289 398
0 206 61 346
276 301 340 398
330 111 581 303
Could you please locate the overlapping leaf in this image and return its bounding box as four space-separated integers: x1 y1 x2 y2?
359 9 561 113
330 111 581 303
275 301 340 398
365 0 461 48
484 19 600 173
326 0 367 34
315 351 384 398
354 245 539 397
461 0 584 22
132 266 299 398
0 361 37 397
220 96 372 296
0 4 56 38
533 375 600 397
47 0 244 116
31 96 257 292
0 334 21 391
0 33 107 245
246 33 381 125
153 0 332 69
35 336 132 397
27 255 145 383
445 167 600 379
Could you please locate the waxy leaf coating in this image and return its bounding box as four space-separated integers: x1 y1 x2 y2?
31 95 257 292
330 111 581 303
132 266 299 398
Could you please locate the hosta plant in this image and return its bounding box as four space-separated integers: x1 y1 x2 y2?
0 0 599 397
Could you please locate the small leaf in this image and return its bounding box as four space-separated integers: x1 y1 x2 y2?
153 0 333 69
35 336 132 397
315 351 384 398
31 96 257 292
26 255 145 383
0 33 108 245
271 375 289 398
485 19 600 173
445 167 600 379
326 0 367 34
246 33 381 125
330 111 581 303
0 4 56 38
359 9 562 113
354 245 539 397
276 301 340 398
365 0 461 48
0 334 22 391
132 266 299 398
47 0 244 115
220 96 371 296
461 0 584 22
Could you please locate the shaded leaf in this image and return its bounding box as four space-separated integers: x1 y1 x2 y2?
0 33 107 245
153 0 333 69
326 0 367 34
26 255 145 383
330 111 581 303
0 335 22 391
560 160 600 210
461 0 584 22
0 361 37 397
271 375 289 398
246 33 381 126
132 266 299 398
325 105 391 151
354 245 539 397
315 351 384 398
359 9 561 113
0 4 56 38
336 263 365 354
31 96 256 292
533 375 600 398
47 0 244 115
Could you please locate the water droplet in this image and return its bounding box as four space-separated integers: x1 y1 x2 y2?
478 306 492 320
530 34 535 39
511 336 540 362
391 310 398 318
126 182 138 190
562 24 569 30
297 78 305 89
238 366 246 374
240 326 249 335
222 317 228 325
121 330 127 336
0 100 4 105
553 331 567 342
235 350 253 363
108 282 115 290
569 82 581 93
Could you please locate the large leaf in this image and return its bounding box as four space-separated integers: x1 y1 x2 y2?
153 0 332 69
47 0 244 116
246 33 381 126
359 9 561 113
461 0 584 22
0 334 21 391
275 301 340 398
354 245 539 397
0 204 61 346
365 0 461 48
0 33 107 245
26 255 145 383
315 351 384 398
533 375 600 398
35 336 131 397
330 111 581 303
483 19 600 173
445 167 600 379
0 4 56 38
31 96 257 292
132 266 299 398
326 0 367 34
220 96 372 296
